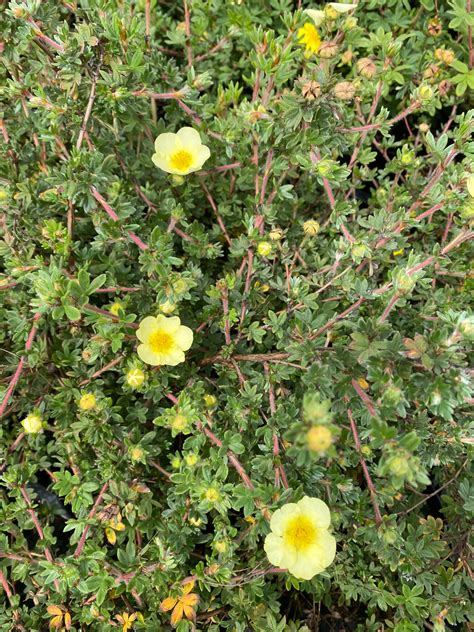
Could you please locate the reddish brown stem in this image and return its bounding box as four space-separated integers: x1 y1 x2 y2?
347 410 382 526
73 481 110 558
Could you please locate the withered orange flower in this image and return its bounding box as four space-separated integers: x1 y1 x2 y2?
160 581 199 626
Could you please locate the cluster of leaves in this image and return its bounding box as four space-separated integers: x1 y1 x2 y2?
0 0 473 630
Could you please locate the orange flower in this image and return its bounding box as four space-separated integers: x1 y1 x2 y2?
160 581 200 627
47 605 72 630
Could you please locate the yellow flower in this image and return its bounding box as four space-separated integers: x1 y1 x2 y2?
116 612 138 632
109 302 123 316
136 315 193 366
264 496 336 580
78 393 96 411
21 413 43 434
171 455 182 468
214 540 228 553
307 425 333 453
105 512 126 545
129 446 145 462
205 487 221 503
298 23 321 56
303 219 320 236
47 605 72 630
126 368 145 388
160 581 200 627
152 127 210 175
306 3 356 25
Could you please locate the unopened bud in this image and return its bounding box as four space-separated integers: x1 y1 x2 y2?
356 57 377 79
319 41 339 59
333 81 355 100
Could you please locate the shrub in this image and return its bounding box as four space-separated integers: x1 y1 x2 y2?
0 0 473 630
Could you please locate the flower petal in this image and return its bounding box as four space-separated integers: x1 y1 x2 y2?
170 602 184 626
304 9 324 25
161 348 185 366
174 325 193 351
152 153 172 173
263 533 285 566
297 496 331 529
47 606 63 616
328 2 356 12
182 593 199 607
160 597 178 612
287 551 325 580
136 316 158 343
182 603 197 620
137 344 162 366
181 581 195 595
154 132 179 154
194 144 211 169
105 527 116 544
176 127 202 149
155 315 181 333
269 502 300 535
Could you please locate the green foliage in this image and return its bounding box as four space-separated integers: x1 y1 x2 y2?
0 0 473 630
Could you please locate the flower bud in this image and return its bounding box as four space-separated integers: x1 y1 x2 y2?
341 49 353 64
301 80 322 100
159 300 176 314
333 81 355 100
257 241 272 257
434 48 455 65
418 85 434 101
21 413 43 434
269 227 283 240
319 41 339 59
203 393 217 407
419 122 430 133
126 368 145 388
343 16 358 30
356 57 377 79
303 219 320 236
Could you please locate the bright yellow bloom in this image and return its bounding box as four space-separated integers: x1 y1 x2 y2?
136 315 193 366
79 393 96 411
152 127 210 175
126 368 145 388
264 496 336 580
307 425 333 452
298 23 321 56
160 581 199 627
116 612 138 632
21 413 43 434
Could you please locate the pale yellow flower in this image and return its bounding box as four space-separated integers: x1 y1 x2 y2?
109 302 123 316
152 127 210 175
307 425 332 452
136 315 193 366
205 487 221 503
264 496 336 580
21 413 43 434
298 23 321 56
159 300 176 314
467 174 474 198
126 368 145 388
305 3 356 26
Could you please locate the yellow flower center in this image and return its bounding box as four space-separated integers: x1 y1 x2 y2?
283 515 318 551
149 329 174 354
170 149 193 172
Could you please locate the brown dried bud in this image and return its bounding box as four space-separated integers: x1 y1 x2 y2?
356 57 377 79
318 41 339 58
438 80 451 97
434 48 455 65
333 81 355 100
423 64 440 82
301 80 322 100
427 17 442 37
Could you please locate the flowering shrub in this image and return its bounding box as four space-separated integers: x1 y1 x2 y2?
0 0 473 630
